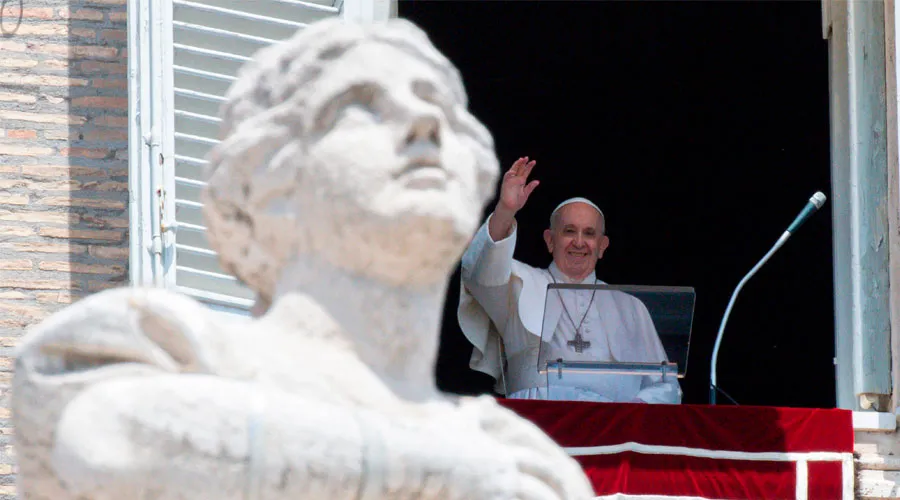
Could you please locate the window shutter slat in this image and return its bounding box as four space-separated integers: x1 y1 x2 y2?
165 0 390 315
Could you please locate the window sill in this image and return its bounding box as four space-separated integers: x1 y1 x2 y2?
853 411 898 432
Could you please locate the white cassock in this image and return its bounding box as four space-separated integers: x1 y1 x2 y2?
458 215 682 404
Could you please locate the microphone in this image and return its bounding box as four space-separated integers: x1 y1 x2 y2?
709 191 828 405
787 192 828 234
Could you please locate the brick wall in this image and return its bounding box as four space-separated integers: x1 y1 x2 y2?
0 0 129 495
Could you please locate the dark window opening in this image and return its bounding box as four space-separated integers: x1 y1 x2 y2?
399 0 834 407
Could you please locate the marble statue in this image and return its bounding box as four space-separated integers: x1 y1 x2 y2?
11 18 594 500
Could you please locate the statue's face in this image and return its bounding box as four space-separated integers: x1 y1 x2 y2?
297 41 491 283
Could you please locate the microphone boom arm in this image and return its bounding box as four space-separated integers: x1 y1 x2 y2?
709 191 826 405
709 231 789 404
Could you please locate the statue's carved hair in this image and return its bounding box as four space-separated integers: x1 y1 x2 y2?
202 18 498 301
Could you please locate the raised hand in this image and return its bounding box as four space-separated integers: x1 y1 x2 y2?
488 157 539 241
498 157 540 213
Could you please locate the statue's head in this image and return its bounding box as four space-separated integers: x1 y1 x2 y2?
203 18 499 302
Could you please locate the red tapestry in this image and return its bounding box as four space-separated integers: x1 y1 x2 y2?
499 400 854 499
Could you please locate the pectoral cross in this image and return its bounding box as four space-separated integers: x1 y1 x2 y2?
567 332 591 353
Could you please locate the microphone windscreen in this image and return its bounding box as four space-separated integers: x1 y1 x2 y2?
811 191 827 208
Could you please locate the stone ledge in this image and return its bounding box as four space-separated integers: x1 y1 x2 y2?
860 469 900 499
860 453 900 471
855 412 898 433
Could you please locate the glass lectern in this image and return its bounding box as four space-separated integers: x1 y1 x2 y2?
535 284 695 402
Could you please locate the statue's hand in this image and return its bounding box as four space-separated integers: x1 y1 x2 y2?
457 396 595 500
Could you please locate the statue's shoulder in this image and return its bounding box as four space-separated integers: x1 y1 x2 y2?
15 287 234 375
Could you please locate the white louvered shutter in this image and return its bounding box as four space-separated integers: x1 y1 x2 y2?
162 0 392 315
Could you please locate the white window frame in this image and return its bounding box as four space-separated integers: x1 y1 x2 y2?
825 0 895 412
883 0 900 415
129 0 172 289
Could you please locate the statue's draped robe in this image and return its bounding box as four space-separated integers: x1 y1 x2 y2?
10 289 255 499
12 288 596 500
457 216 681 404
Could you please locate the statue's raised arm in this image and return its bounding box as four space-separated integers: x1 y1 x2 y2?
12 18 593 500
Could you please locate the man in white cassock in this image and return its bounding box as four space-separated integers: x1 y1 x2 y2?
458 157 682 404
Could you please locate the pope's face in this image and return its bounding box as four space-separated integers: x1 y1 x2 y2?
297 41 495 283
544 203 610 282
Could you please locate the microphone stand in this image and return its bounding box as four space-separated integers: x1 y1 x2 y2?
709 232 789 405
709 192 826 405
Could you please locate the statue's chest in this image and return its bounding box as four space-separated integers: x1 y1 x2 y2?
214 332 399 409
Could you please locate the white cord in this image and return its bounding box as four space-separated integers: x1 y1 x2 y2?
710 231 791 403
